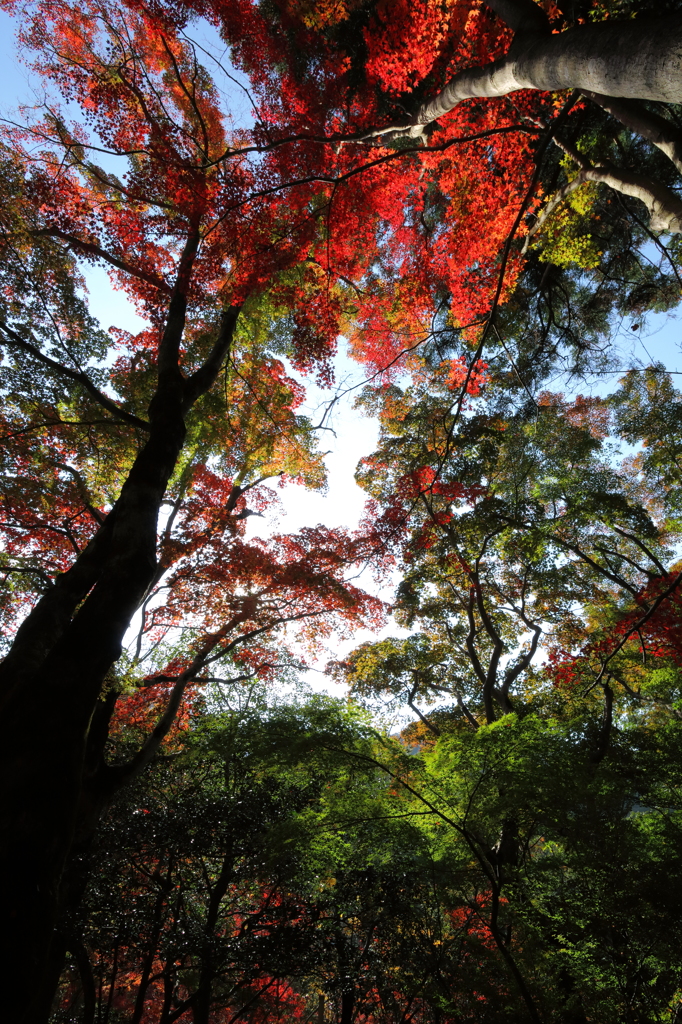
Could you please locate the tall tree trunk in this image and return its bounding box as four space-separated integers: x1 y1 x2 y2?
418 15 682 114
0 394 188 1024
340 990 355 1024
0 260 239 1021
192 847 235 1024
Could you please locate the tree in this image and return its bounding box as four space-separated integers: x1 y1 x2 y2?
351 0 682 235
328 253 682 1023
163 0 682 244
3 0 682 1018
52 694 331 1024
407 707 682 1022
0 2 392 1015
337 343 681 731
48 690 449 1024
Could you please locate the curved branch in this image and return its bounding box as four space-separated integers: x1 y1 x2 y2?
500 617 541 699
586 571 682 694
183 304 242 407
584 163 682 233
406 681 441 736
554 136 682 233
369 16 682 144
54 463 106 526
454 690 480 730
612 526 669 578
420 16 682 115
552 535 640 596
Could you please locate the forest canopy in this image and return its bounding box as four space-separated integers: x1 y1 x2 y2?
1 0 682 1021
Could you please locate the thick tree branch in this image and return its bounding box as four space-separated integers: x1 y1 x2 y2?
371 16 682 144
465 589 493 694
426 16 682 112
0 320 150 431
156 230 201 387
470 539 512 716
32 228 172 296
500 618 541 698
584 164 682 233
183 304 242 408
582 92 682 176
554 136 682 232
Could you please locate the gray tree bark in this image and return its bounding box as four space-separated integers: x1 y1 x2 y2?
415 15 682 127
581 92 682 176
366 12 682 145
363 4 682 235
553 136 682 233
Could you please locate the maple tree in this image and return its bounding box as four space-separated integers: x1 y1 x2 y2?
326 322 682 1020
0 1 393 1015
2 0 682 1020
48 685 682 1024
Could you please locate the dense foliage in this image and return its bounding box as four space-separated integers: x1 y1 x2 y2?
2 0 682 1021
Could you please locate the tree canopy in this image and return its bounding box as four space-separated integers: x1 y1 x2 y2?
1 0 682 1021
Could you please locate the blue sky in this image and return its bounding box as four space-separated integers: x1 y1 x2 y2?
3 3 680 540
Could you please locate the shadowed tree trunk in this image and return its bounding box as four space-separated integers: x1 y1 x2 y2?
0 284 241 1023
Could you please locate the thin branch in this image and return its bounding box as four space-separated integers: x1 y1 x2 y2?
406 680 441 736
585 571 682 694
612 526 669 577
